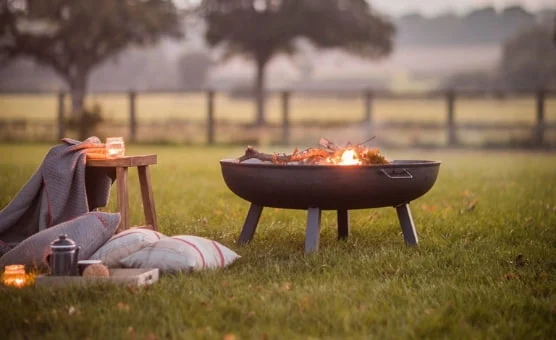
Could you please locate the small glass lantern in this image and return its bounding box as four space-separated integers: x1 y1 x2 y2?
3 264 26 288
105 137 125 158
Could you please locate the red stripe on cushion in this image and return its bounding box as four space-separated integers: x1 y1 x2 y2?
136 228 162 239
104 231 149 244
172 238 206 268
211 241 225 267
93 213 108 228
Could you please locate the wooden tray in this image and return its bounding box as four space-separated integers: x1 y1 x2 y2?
35 268 159 288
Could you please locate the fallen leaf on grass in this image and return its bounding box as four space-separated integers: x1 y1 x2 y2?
462 189 474 197
297 296 312 312
503 272 521 281
116 302 130 311
420 203 437 212
68 306 79 316
280 282 293 291
460 199 478 214
126 286 140 295
145 332 157 340
536 271 549 281
223 334 237 340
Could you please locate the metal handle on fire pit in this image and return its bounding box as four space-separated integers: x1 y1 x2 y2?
380 168 413 179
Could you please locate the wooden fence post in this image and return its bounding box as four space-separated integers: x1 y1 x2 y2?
446 90 457 146
281 91 290 145
534 89 545 147
129 91 137 143
363 90 372 136
57 91 65 140
207 90 215 145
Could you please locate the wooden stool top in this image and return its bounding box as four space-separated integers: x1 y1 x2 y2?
87 154 157 167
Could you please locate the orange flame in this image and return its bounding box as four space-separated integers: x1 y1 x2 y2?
338 149 361 165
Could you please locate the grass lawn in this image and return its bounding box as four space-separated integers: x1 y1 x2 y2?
0 144 555 339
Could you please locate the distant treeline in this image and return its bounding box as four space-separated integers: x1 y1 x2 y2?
394 6 554 46
0 5 553 92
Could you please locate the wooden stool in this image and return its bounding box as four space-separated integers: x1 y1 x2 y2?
87 154 158 233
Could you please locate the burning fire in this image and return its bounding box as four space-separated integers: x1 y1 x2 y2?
237 137 389 165
338 149 362 165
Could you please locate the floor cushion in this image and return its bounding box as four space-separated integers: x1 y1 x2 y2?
119 235 240 274
89 227 167 267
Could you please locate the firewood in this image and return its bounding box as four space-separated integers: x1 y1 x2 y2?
238 146 332 164
237 137 389 165
319 137 340 151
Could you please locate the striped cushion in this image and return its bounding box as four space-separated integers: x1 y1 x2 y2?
119 235 240 274
89 227 167 267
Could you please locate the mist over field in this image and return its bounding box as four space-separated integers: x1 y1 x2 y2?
1 4 553 93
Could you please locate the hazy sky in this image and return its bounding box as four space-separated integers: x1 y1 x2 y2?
371 0 556 16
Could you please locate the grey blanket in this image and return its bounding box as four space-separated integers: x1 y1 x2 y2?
0 137 115 254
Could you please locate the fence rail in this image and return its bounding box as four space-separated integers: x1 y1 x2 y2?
1 88 555 147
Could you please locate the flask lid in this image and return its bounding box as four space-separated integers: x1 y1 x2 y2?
50 234 76 250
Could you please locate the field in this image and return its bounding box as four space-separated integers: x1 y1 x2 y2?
1 93 555 147
0 144 554 339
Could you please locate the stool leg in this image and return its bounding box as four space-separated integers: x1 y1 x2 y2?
116 167 129 233
138 165 158 231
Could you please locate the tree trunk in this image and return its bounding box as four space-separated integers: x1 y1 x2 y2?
254 57 267 127
69 75 87 116
68 73 88 140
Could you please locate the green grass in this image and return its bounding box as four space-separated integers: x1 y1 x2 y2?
0 144 555 339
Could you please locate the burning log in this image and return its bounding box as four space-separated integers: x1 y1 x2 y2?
238 146 331 164
238 137 389 165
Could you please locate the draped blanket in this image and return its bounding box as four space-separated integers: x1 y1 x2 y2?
0 137 115 256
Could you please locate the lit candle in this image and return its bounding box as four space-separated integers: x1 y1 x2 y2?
105 137 125 158
3 264 26 288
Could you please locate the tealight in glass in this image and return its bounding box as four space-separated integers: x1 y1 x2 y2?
105 137 125 158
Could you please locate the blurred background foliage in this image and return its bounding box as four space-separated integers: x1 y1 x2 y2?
0 0 553 95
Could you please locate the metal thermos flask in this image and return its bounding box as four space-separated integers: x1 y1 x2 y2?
49 234 80 276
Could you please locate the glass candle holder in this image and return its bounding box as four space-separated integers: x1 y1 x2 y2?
105 137 125 158
3 264 26 288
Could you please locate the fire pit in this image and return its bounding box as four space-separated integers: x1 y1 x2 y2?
220 141 441 253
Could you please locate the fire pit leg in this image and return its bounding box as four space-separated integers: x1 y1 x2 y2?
237 203 264 245
337 209 349 240
395 204 418 245
305 207 322 254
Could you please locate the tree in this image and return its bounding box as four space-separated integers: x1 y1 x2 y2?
0 0 182 137
177 50 213 89
499 24 556 90
199 0 394 126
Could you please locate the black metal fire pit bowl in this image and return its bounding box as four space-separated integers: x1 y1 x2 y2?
220 159 441 253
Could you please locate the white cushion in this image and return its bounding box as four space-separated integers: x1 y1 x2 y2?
119 235 240 274
89 227 167 267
